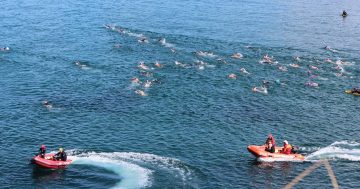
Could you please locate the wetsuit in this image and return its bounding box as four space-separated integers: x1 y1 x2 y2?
54 151 67 161
39 148 46 158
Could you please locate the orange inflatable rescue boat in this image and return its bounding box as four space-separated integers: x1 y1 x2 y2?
247 145 305 161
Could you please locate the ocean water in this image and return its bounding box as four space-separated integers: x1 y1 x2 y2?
1 0 360 188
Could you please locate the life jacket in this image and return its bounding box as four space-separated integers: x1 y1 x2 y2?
283 144 292 154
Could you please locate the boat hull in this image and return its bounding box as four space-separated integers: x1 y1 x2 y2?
32 154 72 169
247 145 304 161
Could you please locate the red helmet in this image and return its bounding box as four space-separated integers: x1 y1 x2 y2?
268 134 273 139
41 145 46 149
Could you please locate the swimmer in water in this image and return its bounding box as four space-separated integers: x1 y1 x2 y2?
278 66 288 72
138 37 148 43
228 73 237 79
252 86 268 94
325 58 333 63
154 61 162 68
293 56 301 61
159 38 166 44
138 61 149 70
170 48 176 53
174 61 188 68
309 65 319 70
135 90 147 96
324 45 337 52
335 60 345 65
131 77 141 84
217 58 228 64
289 63 300 68
305 82 319 87
140 71 153 77
0 47 10 51
231 53 243 59
342 10 348 17
240 68 249 74
260 54 274 64
42 100 53 109
74 61 87 68
196 51 216 57
144 80 152 88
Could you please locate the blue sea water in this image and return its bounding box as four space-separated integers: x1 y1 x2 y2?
1 0 360 188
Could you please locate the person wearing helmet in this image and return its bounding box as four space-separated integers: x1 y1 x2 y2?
281 140 293 154
39 145 46 158
264 134 276 153
54 147 67 161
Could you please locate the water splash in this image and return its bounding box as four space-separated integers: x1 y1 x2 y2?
66 151 193 189
69 152 151 189
305 141 360 162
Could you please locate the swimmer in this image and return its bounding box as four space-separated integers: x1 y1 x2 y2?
74 61 87 68
228 73 237 79
262 80 271 88
159 38 166 44
334 65 344 71
138 61 149 70
335 60 345 65
305 82 319 87
324 58 333 63
115 28 125 34
131 77 141 84
274 79 284 85
289 63 300 68
138 37 148 43
154 61 162 68
140 71 153 77
217 58 228 64
293 56 301 61
309 65 319 70
42 100 53 109
170 48 176 53
196 51 216 57
175 61 188 68
104 24 115 30
231 53 243 59
0 47 10 51
240 68 249 74
278 66 288 72
144 80 152 88
252 86 268 94
135 90 147 96
260 54 274 64
324 45 337 52
342 10 348 17
335 72 343 77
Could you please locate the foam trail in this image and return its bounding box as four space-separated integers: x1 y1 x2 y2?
69 152 152 189
97 152 193 182
305 141 360 162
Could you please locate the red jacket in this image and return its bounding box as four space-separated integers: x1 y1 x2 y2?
282 144 292 154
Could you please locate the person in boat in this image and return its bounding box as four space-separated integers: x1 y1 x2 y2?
281 140 293 154
39 145 46 158
54 148 67 161
351 87 360 94
342 10 348 17
264 134 276 153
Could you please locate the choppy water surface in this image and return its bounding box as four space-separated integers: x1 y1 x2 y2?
1 0 360 188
